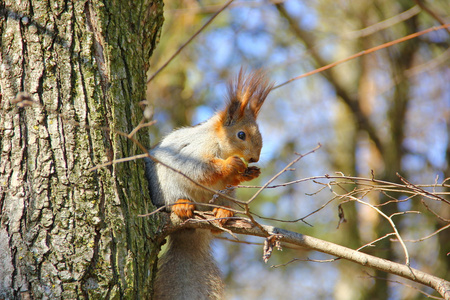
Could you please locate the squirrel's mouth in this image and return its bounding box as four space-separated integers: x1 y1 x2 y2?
239 157 249 167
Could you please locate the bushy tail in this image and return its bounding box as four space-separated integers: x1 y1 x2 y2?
153 229 224 300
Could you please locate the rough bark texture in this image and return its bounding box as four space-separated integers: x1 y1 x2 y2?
0 0 164 298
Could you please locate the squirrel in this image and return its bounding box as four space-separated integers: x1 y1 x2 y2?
144 68 273 300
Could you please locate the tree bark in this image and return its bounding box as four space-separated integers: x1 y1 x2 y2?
0 0 163 298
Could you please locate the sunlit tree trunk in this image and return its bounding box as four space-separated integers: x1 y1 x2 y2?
0 0 163 298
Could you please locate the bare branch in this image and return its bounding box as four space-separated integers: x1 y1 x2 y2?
414 0 450 35
363 272 445 300
246 143 322 204
146 0 234 84
397 172 450 205
328 185 411 264
342 6 421 39
88 153 149 172
162 212 450 299
271 257 340 268
421 200 450 222
356 233 397 252
273 23 450 90
167 0 288 14
393 223 450 243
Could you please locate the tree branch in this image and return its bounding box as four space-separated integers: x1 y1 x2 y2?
414 0 450 35
160 212 450 299
275 3 385 155
146 0 234 84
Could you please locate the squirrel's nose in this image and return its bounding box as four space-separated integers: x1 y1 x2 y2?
249 157 258 163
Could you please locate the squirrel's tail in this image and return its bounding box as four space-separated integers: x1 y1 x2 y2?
153 229 224 300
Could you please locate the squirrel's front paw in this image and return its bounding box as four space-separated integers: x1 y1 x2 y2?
172 199 195 219
227 156 247 174
242 166 261 181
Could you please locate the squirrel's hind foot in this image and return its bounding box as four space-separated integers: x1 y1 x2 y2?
212 207 234 227
172 199 195 219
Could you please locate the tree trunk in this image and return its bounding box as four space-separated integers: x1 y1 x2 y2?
0 0 164 298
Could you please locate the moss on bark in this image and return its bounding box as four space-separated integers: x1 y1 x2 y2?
0 0 164 298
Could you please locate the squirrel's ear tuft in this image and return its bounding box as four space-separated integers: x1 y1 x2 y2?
246 69 273 118
220 68 274 126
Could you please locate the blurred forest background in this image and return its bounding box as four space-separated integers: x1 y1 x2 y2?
146 0 449 299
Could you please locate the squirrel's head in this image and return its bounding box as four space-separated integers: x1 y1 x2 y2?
215 68 273 163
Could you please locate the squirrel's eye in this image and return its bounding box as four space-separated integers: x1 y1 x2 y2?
237 131 246 140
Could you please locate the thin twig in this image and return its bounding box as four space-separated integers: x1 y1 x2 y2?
270 257 340 268
243 205 270 236
397 172 450 205
325 181 413 266
128 119 157 138
88 153 150 172
414 0 450 35
246 143 322 204
347 194 412 266
215 235 306 251
342 6 421 39
273 24 450 90
167 0 287 14
393 223 450 243
390 211 421 218
363 271 445 300
421 200 450 223
146 0 234 84
167 213 450 299
15 93 247 207
356 233 397 252
238 175 450 192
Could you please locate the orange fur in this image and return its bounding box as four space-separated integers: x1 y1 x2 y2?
172 199 195 219
218 68 273 126
212 117 226 141
199 156 252 187
147 68 274 300
212 207 234 227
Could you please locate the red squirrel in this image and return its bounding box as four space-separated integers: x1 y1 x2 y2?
145 68 273 299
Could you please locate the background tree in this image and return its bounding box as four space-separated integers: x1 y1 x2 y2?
0 0 163 298
147 1 449 299
1 0 448 299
